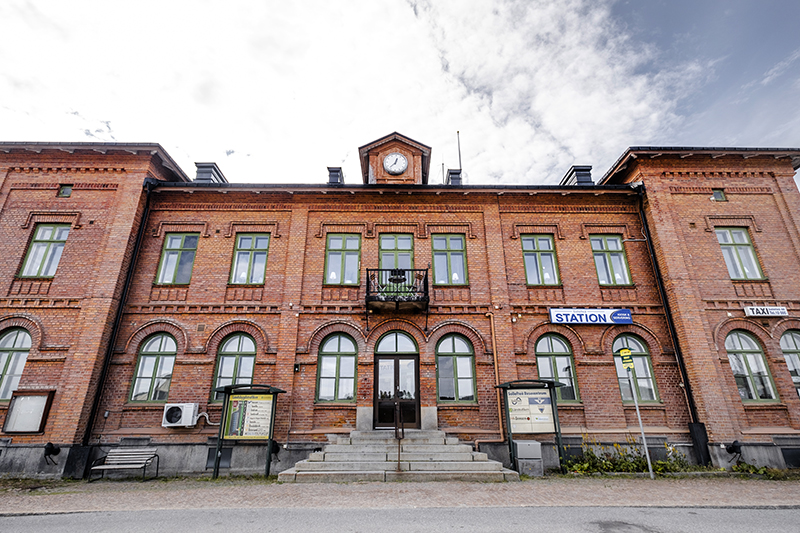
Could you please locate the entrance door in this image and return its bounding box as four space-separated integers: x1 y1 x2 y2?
374 355 420 429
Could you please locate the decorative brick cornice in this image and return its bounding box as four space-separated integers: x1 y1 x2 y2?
21 211 83 229
704 214 761 232
510 223 564 240
316 221 478 239
580 223 631 240
122 320 187 357
205 320 269 357
224 221 281 238
10 182 119 191
151 221 210 238
305 320 366 356
668 186 773 194
427 320 488 356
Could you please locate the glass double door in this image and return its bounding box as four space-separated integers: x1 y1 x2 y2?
374 355 419 429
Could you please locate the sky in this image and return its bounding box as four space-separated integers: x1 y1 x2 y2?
0 0 798 186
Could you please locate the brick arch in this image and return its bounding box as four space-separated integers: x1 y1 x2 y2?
771 318 800 346
428 321 488 357
712 318 771 352
206 320 269 359
599 322 666 358
124 320 187 359
0 315 44 353
525 323 585 357
308 320 366 358
366 319 425 353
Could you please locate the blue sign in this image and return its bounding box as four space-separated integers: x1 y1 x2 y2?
549 308 633 325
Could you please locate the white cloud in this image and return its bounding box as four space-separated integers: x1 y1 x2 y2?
0 0 713 185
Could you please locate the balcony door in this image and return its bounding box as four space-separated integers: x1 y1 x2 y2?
373 331 420 429
379 234 414 286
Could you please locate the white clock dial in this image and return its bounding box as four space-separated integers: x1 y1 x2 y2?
383 152 408 175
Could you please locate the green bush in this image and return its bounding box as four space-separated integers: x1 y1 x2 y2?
563 436 695 475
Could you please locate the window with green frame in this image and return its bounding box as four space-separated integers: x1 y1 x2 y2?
19 224 70 278
230 233 270 284
436 334 475 402
156 233 199 284
316 333 357 402
325 234 360 285
130 333 176 402
781 330 800 399
726 330 776 401
213 333 256 401
0 329 31 400
536 334 578 401
613 334 658 402
521 234 559 285
432 234 467 285
591 234 631 285
380 234 413 270
715 228 763 280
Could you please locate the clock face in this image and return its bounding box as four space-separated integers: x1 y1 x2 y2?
383 152 408 175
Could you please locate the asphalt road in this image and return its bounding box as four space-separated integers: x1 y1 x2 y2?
2 506 799 533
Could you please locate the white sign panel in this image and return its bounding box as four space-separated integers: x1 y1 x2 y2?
549 308 633 325
744 306 788 317
508 389 555 434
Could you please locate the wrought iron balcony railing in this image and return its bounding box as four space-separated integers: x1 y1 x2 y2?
365 268 429 305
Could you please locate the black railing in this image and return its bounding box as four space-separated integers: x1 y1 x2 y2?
365 268 429 303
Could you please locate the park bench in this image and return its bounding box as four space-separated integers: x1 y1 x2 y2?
88 447 159 482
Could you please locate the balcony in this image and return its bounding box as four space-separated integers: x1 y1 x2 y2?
365 268 429 313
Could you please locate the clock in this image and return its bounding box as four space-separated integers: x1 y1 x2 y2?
383 152 408 175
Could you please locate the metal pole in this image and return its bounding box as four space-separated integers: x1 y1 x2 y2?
628 369 654 479
501 389 516 471
213 391 229 479
550 385 567 474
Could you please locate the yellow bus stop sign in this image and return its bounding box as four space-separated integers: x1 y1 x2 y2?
620 348 634 370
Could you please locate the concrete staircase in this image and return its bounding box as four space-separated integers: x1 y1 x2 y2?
278 430 519 482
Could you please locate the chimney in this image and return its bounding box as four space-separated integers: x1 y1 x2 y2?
560 165 593 186
446 169 462 186
327 167 344 185
194 163 228 183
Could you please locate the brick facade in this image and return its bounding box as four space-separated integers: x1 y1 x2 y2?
1 138 799 476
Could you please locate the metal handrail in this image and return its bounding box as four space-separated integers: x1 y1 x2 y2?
394 402 404 472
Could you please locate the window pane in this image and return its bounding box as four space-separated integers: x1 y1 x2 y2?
396 333 416 352
380 235 395 249
238 357 254 379
737 247 760 279
7 352 27 374
450 236 464 250
551 337 569 353
183 235 198 249
143 336 163 353
521 237 534 251
434 253 449 283
318 378 335 401
450 254 464 283
345 236 360 250
453 336 470 353
537 357 553 378
175 251 195 284
320 356 336 377
716 230 731 244
720 247 743 278
456 356 472 378
240 336 255 352
381 252 396 270
457 379 474 400
22 243 47 276
438 338 454 353
541 253 556 284
337 378 354 400
433 237 447 250
638 378 657 401
594 254 611 284
233 251 250 283
397 236 412 249
610 254 629 284
524 254 541 284
329 236 343 249
221 337 239 352
250 252 267 283
340 356 355 378
158 252 178 283
131 378 152 401
376 334 395 353
339 336 355 352
166 235 182 249
606 237 621 250
321 336 339 353
36 226 53 240
439 378 455 401
590 238 604 251
343 252 359 284
731 230 748 244
219 357 235 378
255 236 269 249
327 252 342 282
239 236 252 249
438 356 454 378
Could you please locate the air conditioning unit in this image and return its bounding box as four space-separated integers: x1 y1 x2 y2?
162 403 198 428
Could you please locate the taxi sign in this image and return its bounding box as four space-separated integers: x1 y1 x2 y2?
619 348 634 370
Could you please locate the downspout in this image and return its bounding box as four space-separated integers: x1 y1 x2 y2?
82 177 158 448
474 312 505 451
635 183 710 464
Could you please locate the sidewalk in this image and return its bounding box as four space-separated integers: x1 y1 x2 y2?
2 476 800 515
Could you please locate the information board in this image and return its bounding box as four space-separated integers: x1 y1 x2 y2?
507 388 555 434
223 393 275 439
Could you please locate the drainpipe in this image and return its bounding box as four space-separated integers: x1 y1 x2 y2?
82 177 158 449
474 312 505 451
635 183 710 465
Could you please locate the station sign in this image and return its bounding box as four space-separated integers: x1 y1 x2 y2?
744 306 788 317
549 308 633 325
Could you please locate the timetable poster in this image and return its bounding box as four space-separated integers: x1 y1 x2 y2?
223 394 274 439
507 389 555 434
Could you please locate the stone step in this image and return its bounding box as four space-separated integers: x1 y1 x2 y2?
313 451 481 462
277 469 520 483
322 443 475 454
291 460 504 472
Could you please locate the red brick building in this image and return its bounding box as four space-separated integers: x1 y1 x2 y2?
1 134 799 477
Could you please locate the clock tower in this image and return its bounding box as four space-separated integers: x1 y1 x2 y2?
358 132 431 185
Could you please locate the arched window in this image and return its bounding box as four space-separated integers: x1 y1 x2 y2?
781 330 800 398
131 333 176 402
213 333 256 400
375 331 418 354
613 334 658 402
316 333 357 402
535 334 579 401
436 334 475 402
726 331 776 401
0 329 31 400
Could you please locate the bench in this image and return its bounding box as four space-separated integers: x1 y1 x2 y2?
88 447 159 482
